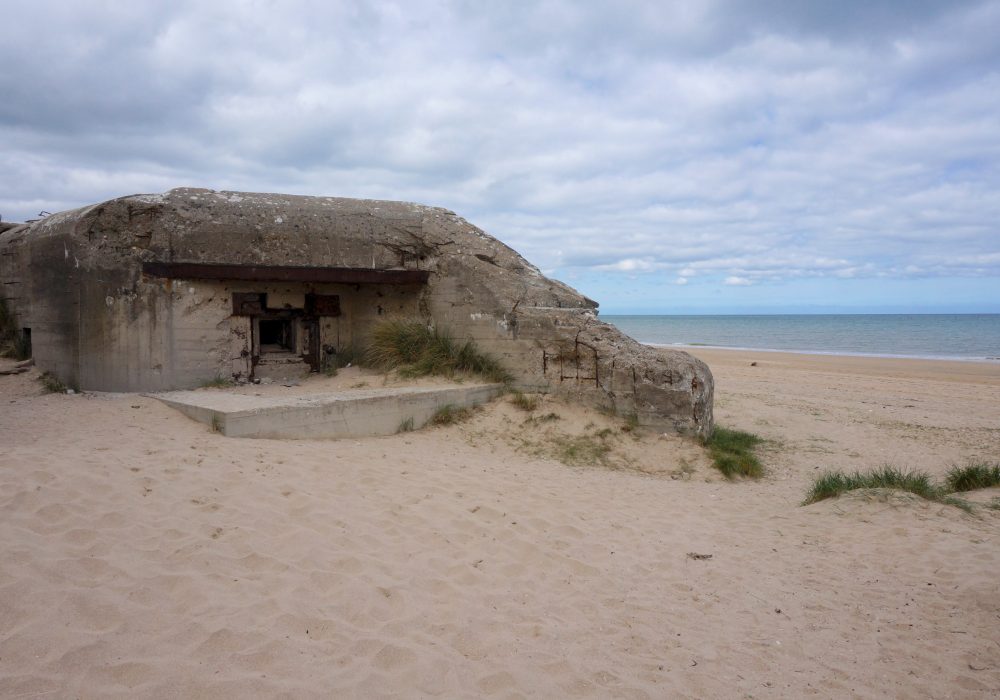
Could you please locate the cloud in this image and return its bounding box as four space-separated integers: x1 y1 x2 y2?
1 0 998 308
724 276 753 286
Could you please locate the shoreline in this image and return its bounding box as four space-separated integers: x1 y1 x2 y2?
677 345 1000 385
648 342 1000 364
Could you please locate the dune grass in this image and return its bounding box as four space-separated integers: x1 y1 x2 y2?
366 319 512 384
37 372 67 393
324 345 362 376
703 426 764 478
429 404 473 426
804 466 938 503
508 390 540 412
945 462 1000 492
803 465 974 511
550 432 615 466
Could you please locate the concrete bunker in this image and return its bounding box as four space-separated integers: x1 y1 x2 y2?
0 188 714 436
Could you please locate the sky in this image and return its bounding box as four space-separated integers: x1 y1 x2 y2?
2 1 999 314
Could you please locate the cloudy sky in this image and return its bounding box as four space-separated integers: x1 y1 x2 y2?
2 1 998 313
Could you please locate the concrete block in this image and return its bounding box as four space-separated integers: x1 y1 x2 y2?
150 383 504 439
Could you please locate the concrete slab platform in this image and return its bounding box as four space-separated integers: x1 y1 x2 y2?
149 383 504 439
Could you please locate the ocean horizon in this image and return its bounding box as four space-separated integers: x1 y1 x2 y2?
603 313 1000 362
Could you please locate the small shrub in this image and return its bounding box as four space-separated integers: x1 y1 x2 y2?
945 462 1000 492
430 404 472 426
323 365 339 377
703 427 764 478
38 372 67 393
398 417 415 433
366 319 512 384
509 390 540 412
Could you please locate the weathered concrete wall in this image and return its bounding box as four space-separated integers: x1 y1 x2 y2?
0 188 713 435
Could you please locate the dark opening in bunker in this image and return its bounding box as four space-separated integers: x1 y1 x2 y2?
258 319 294 352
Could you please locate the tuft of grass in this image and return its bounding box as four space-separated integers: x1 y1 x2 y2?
430 404 473 426
210 414 224 433
803 466 973 511
508 390 540 412
397 417 415 433
703 426 764 478
37 372 67 393
366 319 512 384
523 411 561 426
324 345 361 375
804 466 938 504
945 462 1000 493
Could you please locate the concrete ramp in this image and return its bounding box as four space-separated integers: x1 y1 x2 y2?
150 383 503 439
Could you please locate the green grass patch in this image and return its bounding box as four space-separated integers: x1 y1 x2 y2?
366 319 512 384
804 466 938 504
803 466 973 511
703 426 764 478
945 462 1000 492
430 404 473 426
397 417 415 433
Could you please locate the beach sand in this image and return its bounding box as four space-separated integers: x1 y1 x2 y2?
1 351 998 698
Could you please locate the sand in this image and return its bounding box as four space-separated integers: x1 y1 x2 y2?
1 351 998 698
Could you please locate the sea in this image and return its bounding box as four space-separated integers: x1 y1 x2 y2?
602 314 1000 362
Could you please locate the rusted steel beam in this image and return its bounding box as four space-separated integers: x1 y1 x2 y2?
142 262 429 285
